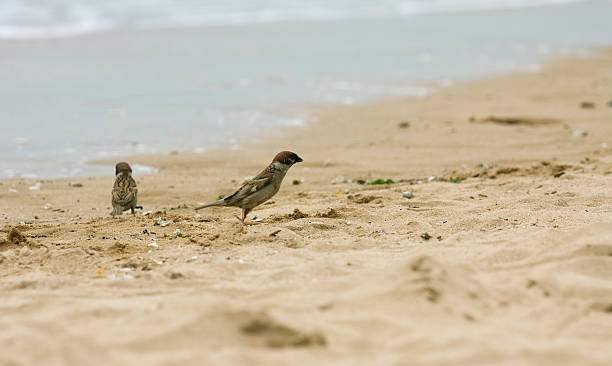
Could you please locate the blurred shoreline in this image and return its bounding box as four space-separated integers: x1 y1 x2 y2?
1 0 611 178
0 0 596 41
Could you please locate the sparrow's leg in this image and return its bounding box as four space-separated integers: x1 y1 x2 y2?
111 205 122 216
131 207 135 215
242 208 252 223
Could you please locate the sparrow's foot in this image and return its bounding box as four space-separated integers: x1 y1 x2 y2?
233 215 260 226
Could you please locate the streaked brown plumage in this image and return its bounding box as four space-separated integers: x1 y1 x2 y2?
195 151 302 222
111 162 138 216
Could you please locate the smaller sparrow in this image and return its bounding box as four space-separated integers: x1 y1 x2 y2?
110 162 139 216
195 151 303 222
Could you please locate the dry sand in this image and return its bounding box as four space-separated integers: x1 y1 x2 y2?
2 50 612 366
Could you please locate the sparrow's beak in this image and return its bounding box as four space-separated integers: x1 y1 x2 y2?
295 156 303 163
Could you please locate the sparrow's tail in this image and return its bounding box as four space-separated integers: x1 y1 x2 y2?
195 200 226 211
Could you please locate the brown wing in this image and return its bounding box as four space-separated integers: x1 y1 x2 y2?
246 166 276 191
223 166 275 205
112 174 138 206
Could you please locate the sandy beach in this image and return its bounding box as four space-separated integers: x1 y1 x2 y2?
2 49 612 365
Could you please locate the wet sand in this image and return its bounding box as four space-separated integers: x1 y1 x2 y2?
1 50 612 365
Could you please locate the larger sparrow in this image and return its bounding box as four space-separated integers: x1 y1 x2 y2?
110 162 139 216
195 151 303 222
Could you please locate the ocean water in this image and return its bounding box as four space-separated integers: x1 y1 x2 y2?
0 0 611 178
0 0 589 39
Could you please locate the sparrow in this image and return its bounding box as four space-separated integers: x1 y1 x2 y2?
195 151 303 222
110 162 140 216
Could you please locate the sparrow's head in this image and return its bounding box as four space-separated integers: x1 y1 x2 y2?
115 162 132 176
272 151 303 167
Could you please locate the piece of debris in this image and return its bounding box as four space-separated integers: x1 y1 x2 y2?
156 217 169 227
398 121 411 129
496 167 519 175
269 229 281 236
368 178 394 185
28 183 41 191
269 230 281 239
553 171 565 178
169 272 184 280
402 191 413 199
420 233 432 241
572 129 588 137
580 101 596 109
292 179 301 185
70 183 83 187
473 116 561 126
